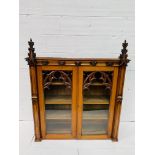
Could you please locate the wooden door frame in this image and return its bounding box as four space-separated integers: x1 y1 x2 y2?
37 66 77 139
77 66 118 139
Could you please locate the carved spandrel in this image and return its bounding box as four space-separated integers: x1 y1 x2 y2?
83 71 113 91
43 71 72 89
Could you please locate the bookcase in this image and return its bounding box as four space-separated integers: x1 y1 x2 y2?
25 39 130 141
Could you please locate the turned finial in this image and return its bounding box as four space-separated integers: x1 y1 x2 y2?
25 38 36 66
119 40 130 66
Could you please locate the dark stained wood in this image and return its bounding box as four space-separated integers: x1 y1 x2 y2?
25 39 36 66
119 40 130 66
25 39 129 141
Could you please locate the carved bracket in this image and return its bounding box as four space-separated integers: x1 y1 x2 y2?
43 71 72 89
90 61 97 66
32 96 38 104
119 40 130 66
116 96 123 104
75 61 81 66
58 61 66 66
106 62 114 66
83 71 113 90
25 38 36 66
41 60 49 66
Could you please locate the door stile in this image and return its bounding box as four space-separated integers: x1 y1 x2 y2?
37 66 46 138
107 67 119 137
77 67 83 138
71 67 77 138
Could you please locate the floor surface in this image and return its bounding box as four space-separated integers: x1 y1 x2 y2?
20 121 134 155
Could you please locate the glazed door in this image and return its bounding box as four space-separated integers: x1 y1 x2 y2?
37 66 77 139
77 66 118 139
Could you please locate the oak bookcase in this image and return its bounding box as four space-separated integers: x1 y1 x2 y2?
25 39 130 141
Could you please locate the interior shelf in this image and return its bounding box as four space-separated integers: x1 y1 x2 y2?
83 96 110 104
45 95 72 104
46 110 71 120
88 82 110 86
46 110 108 120
46 110 108 134
47 82 66 86
46 120 71 134
82 120 108 135
83 110 108 120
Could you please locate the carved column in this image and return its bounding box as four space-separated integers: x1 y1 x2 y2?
25 39 41 141
112 40 130 141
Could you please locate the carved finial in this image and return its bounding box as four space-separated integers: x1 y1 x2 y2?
28 38 35 52
119 40 130 66
25 38 36 66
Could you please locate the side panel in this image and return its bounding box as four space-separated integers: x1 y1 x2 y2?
29 66 41 141
112 66 126 141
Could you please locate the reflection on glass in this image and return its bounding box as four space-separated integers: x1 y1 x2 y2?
82 71 113 135
43 71 72 134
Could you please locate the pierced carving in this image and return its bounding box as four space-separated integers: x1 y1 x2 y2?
90 61 97 66
75 61 81 66
25 38 36 66
43 71 72 89
58 61 66 66
119 40 130 66
83 71 113 90
116 96 123 104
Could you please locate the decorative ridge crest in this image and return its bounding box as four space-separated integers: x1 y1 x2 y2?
25 38 36 66
119 40 130 66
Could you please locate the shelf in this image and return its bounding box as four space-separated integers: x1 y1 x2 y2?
45 95 109 105
46 110 71 120
83 96 110 104
45 95 72 104
83 110 108 120
89 82 109 86
46 120 71 134
47 82 66 86
46 110 108 120
82 120 108 135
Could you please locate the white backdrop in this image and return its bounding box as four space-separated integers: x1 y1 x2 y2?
19 0 135 123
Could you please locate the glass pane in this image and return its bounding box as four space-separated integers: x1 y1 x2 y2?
43 71 72 134
45 104 71 134
82 71 113 135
